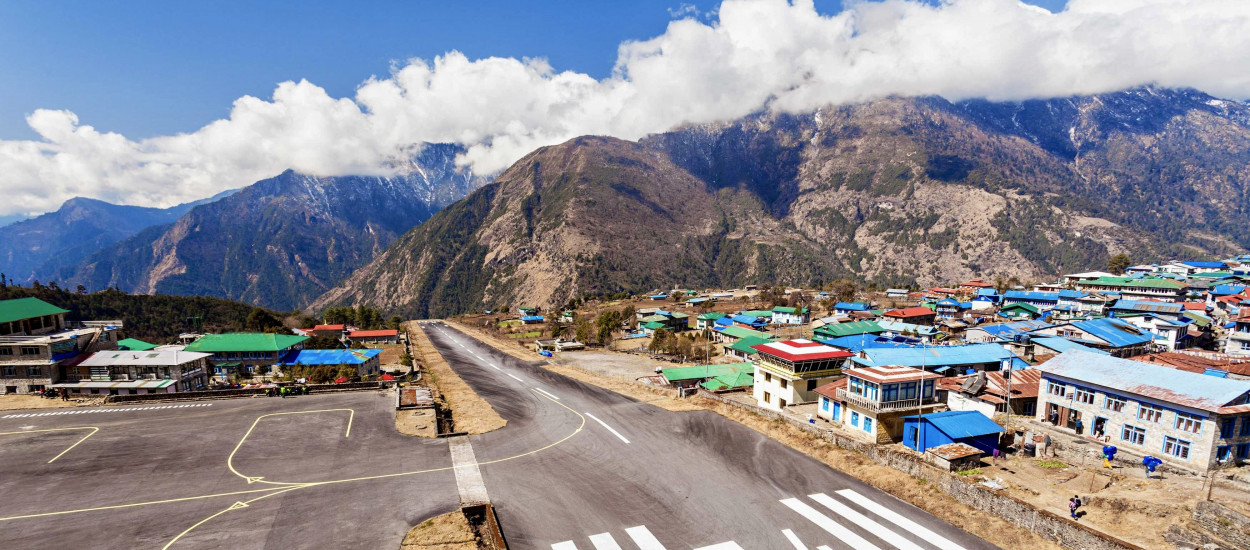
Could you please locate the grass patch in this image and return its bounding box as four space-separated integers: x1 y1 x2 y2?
508 331 542 338
400 510 478 550
956 469 983 476
1036 460 1070 470
497 320 522 327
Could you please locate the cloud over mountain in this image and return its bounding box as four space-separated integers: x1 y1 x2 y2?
3 0 1249 217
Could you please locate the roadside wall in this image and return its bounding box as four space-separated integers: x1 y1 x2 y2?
1192 500 1250 549
106 382 383 403
696 390 1145 550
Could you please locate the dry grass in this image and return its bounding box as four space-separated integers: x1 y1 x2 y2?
0 394 98 410
687 396 1065 550
405 322 507 435
400 510 479 550
375 344 406 366
395 406 439 438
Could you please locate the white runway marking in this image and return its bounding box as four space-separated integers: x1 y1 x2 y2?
534 388 561 400
694 543 744 550
782 528 808 549
780 498 881 550
834 489 966 550
589 532 623 550
810 493 923 550
506 372 523 382
551 542 579 550
3 403 212 418
624 526 666 550
585 413 630 444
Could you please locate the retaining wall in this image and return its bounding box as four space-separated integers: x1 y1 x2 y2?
105 382 383 403
1192 500 1250 550
696 390 1145 550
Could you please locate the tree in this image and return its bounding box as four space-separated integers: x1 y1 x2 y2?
620 305 636 329
575 320 593 344
386 315 404 330
245 307 283 332
648 328 671 352
1107 253 1132 276
399 352 414 367
596 310 623 348
830 279 857 303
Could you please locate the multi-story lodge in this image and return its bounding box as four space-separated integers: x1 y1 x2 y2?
52 349 210 395
184 333 309 380
1036 350 1250 472
815 365 943 444
1071 276 1185 302
0 297 122 394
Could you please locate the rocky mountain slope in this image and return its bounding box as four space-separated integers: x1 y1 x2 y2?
58 144 487 310
0 190 234 285
315 87 1250 317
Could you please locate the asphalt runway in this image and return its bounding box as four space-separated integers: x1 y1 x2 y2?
0 323 999 550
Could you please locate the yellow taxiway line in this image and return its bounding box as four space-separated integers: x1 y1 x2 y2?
226 408 355 486
0 426 100 464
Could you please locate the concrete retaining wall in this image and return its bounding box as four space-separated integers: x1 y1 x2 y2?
105 382 383 403
696 390 1145 550
1193 500 1250 549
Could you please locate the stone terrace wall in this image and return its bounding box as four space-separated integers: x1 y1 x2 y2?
1193 500 1250 550
696 390 1145 550
105 382 383 403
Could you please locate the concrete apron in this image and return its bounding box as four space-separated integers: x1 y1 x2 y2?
449 436 491 506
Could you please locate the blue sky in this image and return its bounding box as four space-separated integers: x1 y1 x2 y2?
0 0 1066 140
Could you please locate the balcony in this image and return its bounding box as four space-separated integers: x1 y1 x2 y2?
836 387 940 413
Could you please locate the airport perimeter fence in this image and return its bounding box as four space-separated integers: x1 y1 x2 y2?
694 389 1145 550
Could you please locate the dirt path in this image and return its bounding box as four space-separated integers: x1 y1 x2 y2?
399 510 479 550
0 394 104 410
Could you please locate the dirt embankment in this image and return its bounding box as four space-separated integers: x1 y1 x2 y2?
399 510 479 550
404 321 507 435
444 319 534 362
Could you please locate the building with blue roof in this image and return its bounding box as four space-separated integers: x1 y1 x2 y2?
902 410 1004 454
1030 336 1109 356
1035 350 1250 472
731 314 769 329
818 334 919 352
1029 317 1152 356
965 320 1052 344
935 298 961 319
1002 290 1060 310
833 302 871 313
852 343 1019 375
277 348 382 378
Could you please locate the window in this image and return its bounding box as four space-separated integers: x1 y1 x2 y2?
1242 341 1250 351
807 379 818 392
779 398 787 407
1 366 14 377
1217 446 1234 462
26 366 41 377
1047 381 1066 397
1220 418 1236 438
764 372 772 383
821 398 830 411
20 346 40 355
1122 425 1146 446
1138 404 1163 423
1176 413 1203 434
1238 443 1250 460
1163 437 1191 460
780 379 788 390
763 392 771 404
882 384 899 402
863 417 874 433
1104 395 1127 412
1074 387 1095 405
0 347 11 356
1241 418 1250 438
851 411 859 427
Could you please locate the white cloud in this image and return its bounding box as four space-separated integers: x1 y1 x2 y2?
3 0 1249 217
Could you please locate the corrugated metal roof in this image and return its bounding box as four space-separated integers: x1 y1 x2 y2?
713 326 772 340
1038 351 1250 412
116 338 158 351
973 320 1052 340
852 343 1015 368
904 410 1005 438
663 362 752 382
185 333 309 353
1069 318 1151 348
278 348 381 366
80 350 210 366
0 297 69 325
1111 300 1183 315
1030 336 1108 355
814 320 884 338
1004 291 1059 301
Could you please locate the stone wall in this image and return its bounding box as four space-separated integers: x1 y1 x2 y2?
1192 500 1250 550
105 382 383 403
696 389 1145 550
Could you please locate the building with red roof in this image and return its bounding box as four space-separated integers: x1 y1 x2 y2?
750 339 852 410
347 329 401 344
883 306 937 325
814 365 945 444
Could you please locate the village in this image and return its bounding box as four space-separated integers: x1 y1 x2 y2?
5 258 1250 549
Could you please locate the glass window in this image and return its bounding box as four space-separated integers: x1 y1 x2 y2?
851 411 859 427
1138 404 1163 423
1047 381 1066 397
900 382 918 401
1163 436 1191 460
1237 443 1250 460
863 417 874 433
1121 425 1146 446
807 379 818 392
1217 446 1234 462
26 366 41 377
1074 387 1095 405
882 384 899 402
780 379 788 390
1241 418 1250 438
821 398 830 411
1104 395 1127 412
0 347 11 356
20 346 40 355
1 366 15 376
1176 413 1203 434
1220 418 1236 438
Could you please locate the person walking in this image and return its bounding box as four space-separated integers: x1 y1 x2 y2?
1069 495 1081 519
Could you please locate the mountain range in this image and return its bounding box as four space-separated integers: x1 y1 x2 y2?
0 190 235 285
313 87 1250 317
50 143 488 311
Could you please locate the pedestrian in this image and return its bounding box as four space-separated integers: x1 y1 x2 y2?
992 448 1000 462
280 387 287 399
61 389 69 401
1069 495 1080 519
1043 434 1053 457
1074 418 1084 435
1049 410 1059 425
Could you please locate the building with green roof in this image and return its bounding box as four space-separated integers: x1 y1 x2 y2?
662 362 753 389
696 312 726 330
1073 276 1184 301
185 333 309 380
813 320 883 339
701 371 755 392
727 336 772 360
711 325 773 344
116 338 158 351
0 297 69 336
